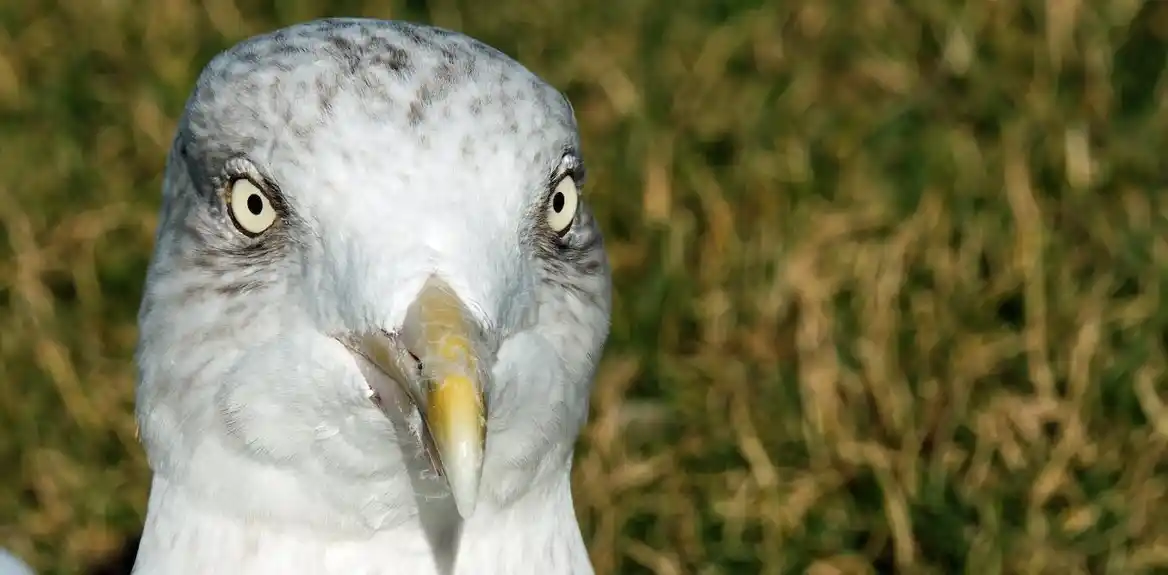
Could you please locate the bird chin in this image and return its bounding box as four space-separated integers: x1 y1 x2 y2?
338 332 444 471
366 377 449 485
336 329 488 519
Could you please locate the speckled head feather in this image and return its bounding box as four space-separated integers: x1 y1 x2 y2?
133 18 610 575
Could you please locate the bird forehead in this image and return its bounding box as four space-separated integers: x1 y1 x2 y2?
183 18 578 174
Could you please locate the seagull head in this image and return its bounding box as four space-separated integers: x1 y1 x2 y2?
134 19 611 530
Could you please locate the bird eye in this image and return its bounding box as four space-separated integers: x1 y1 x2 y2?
227 178 277 236
547 176 579 235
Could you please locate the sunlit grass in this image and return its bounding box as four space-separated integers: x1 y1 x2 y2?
2 1 1167 573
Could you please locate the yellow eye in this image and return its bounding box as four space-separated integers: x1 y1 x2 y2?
228 178 277 236
547 176 579 235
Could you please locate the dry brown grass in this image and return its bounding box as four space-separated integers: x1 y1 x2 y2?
2 0 1168 573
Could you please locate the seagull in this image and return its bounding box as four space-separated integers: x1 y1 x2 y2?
130 18 611 575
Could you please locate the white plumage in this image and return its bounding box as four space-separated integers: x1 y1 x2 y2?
131 18 611 575
0 550 33 575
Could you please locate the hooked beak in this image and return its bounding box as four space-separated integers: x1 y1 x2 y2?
347 277 488 519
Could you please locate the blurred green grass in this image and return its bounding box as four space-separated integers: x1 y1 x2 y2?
2 0 1168 573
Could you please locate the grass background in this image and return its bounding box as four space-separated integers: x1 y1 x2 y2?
2 0 1168 573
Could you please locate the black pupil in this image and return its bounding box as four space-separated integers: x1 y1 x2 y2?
246 194 263 215
552 191 565 213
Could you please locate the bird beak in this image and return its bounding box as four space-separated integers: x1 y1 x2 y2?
350 277 488 519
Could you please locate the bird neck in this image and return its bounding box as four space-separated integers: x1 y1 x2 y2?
131 472 594 575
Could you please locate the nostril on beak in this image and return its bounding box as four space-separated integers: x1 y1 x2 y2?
406 350 424 375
